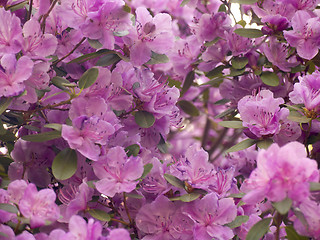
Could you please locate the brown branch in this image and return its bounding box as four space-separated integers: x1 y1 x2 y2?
53 37 86 66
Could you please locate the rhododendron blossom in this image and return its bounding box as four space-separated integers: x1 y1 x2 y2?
242 142 319 204
1 0 320 239
289 70 320 113
124 7 174 66
93 146 144 197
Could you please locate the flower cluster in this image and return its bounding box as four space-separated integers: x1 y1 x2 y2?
1 0 320 239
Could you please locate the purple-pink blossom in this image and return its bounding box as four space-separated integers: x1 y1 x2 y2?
62 115 115 161
181 193 237 240
0 54 34 97
67 215 102 240
135 195 193 240
0 8 23 55
93 146 144 197
124 7 174 66
238 90 291 138
289 70 320 113
18 182 60 228
284 10 320 60
242 142 319 204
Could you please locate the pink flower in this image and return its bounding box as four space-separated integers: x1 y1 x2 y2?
242 142 319 204
289 70 320 113
124 7 174 66
294 199 320 238
62 115 115 161
181 193 237 240
284 10 320 60
18 183 60 228
262 37 298 72
0 54 34 97
67 215 102 240
0 8 23 55
194 12 231 43
107 229 131 240
169 144 216 191
135 195 193 240
238 90 287 138
22 18 57 58
93 146 144 197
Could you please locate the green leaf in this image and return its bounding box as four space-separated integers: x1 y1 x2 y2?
0 120 5 135
230 0 258 4
122 4 131 13
68 49 113 64
214 108 236 119
229 67 247 77
218 121 243 129
44 123 62 132
0 98 13 115
237 20 247 28
0 156 13 172
21 131 61 142
214 99 230 105
285 226 309 240
290 64 306 73
7 0 28 11
226 139 256 153
0 203 18 214
218 4 227 12
126 193 143 199
167 77 182 89
52 148 77 180
231 57 248 70
113 30 129 37
88 209 111 222
226 215 249 229
0 232 8 238
204 37 220 47
260 71 280 87
78 68 99 89
234 28 264 38
246 217 272 240
205 65 225 79
95 54 121 67
228 193 246 198
134 111 155 128
170 192 201 202
146 52 169 65
87 39 103 49
157 134 168 153
24 125 41 132
180 0 191 6
181 71 195 96
256 139 273 149
164 174 185 189
272 197 292 215
310 182 320 191
283 104 304 112
177 100 200 117
125 144 140 157
0 130 15 142
287 111 311 123
293 209 308 228
141 163 153 179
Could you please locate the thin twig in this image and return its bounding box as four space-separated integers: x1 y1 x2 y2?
201 117 211 149
208 128 229 157
40 0 58 33
27 0 33 20
123 193 133 224
53 37 86 66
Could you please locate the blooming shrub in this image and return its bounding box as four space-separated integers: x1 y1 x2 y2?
1 0 320 239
